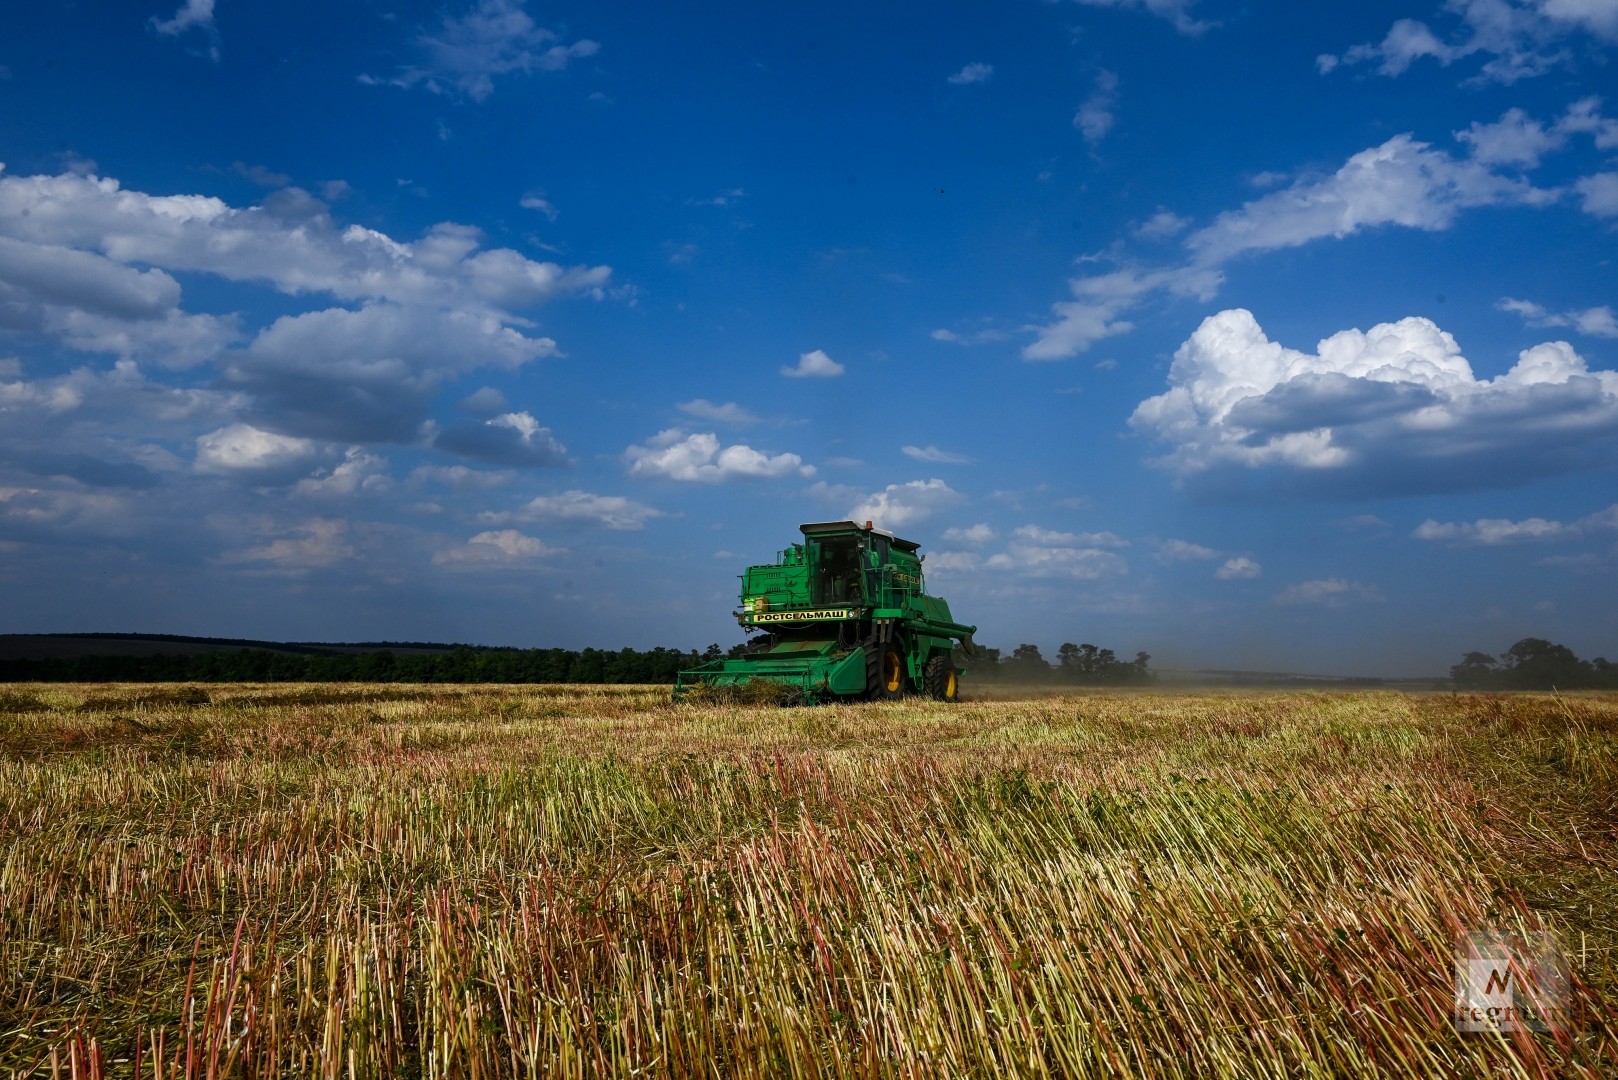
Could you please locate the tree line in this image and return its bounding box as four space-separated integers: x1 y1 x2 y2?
0 645 725 685
1450 638 1618 690
960 642 1155 686
0 638 1154 685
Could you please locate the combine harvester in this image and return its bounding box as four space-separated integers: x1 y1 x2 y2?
675 520 978 703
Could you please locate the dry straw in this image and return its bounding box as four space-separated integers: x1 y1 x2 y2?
0 685 1612 1077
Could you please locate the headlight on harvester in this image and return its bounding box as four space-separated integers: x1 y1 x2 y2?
742 599 755 613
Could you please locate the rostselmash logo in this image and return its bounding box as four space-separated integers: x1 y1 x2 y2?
1454 930 1570 1034
749 608 855 623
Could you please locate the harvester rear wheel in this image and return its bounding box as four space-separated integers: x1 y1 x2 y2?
925 655 959 702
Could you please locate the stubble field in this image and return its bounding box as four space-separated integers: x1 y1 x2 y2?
0 684 1614 1078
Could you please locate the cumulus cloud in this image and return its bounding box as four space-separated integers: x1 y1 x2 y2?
1575 172 1618 216
1073 70 1120 146
227 305 558 442
780 349 844 378
983 525 1130 579
947 62 993 85
1129 308 1618 494
1215 556 1262 579
942 522 996 545
294 448 392 497
677 399 761 426
1155 538 1218 561
433 528 558 565
0 171 611 321
902 444 972 464
846 479 962 530
371 0 600 101
1070 0 1211 35
1137 209 1190 240
1413 503 1617 545
1273 578 1384 607
1320 0 1618 83
626 430 813 483
194 424 322 482
433 411 569 467
490 489 664 530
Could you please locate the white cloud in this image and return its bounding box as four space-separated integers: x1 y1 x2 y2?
294 448 392 497
433 410 569 467
1070 0 1211 35
781 349 844 378
432 528 557 566
151 0 214 36
1129 308 1618 493
1575 172 1618 216
519 193 558 220
1273 578 1384 607
495 490 664 530
1321 0 1618 84
0 485 130 531
1156 538 1218 561
846 479 962 530
942 523 996 545
947 63 993 85
376 0 600 102
1558 96 1618 149
0 172 611 321
1073 71 1120 146
677 399 761 426
408 464 510 489
626 430 813 483
1498 296 1618 338
983 524 1131 580
1414 515 1573 544
1215 556 1262 580
194 424 321 480
1184 134 1553 267
1456 108 1562 165
1136 209 1190 239
220 518 355 570
1029 128 1559 361
1413 503 1617 545
902 444 972 464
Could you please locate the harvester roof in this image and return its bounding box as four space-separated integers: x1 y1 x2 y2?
798 519 921 554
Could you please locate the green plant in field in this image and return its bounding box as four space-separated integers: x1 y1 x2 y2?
0 684 1611 1077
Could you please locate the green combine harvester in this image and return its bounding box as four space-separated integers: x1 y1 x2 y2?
675 520 979 703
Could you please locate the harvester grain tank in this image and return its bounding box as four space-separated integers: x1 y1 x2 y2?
675 520 978 703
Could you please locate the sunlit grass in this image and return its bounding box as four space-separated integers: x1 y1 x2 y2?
0 685 1613 1077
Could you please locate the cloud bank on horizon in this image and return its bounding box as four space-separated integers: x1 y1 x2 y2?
0 0 1614 674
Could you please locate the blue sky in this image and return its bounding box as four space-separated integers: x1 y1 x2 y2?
1 0 1615 675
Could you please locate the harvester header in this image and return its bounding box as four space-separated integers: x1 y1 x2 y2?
675 520 978 703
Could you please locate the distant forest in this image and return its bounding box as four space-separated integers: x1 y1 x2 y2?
1450 639 1618 690
0 635 1155 686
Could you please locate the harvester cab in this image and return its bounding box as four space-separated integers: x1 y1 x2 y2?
674 520 978 703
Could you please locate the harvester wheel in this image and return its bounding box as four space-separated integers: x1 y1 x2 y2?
879 648 905 699
925 655 959 702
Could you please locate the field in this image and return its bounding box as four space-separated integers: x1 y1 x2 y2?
0 685 1614 1078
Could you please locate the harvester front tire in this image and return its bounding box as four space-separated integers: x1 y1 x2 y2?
878 647 906 700
925 655 959 703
